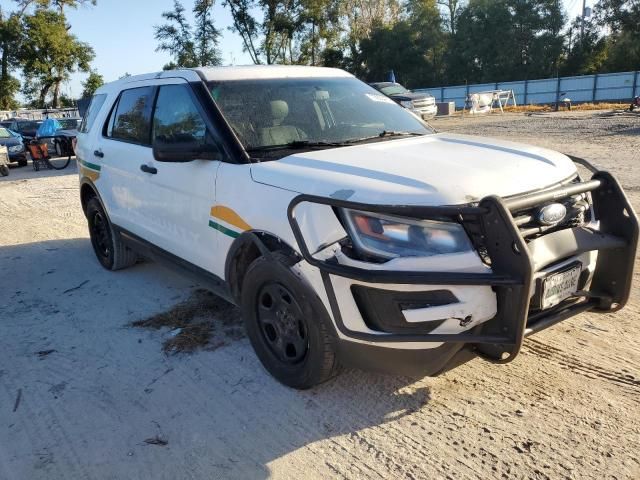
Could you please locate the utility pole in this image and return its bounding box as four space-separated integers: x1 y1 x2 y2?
580 0 587 45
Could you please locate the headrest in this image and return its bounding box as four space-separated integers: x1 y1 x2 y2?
270 100 289 122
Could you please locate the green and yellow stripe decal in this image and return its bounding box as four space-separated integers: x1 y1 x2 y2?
78 158 102 181
209 206 252 239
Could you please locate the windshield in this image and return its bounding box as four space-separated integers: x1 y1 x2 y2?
16 121 41 133
209 77 432 157
379 84 409 95
58 118 79 130
0 127 11 138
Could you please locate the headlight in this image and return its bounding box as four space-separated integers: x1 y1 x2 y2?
400 100 414 109
8 144 23 153
341 209 474 260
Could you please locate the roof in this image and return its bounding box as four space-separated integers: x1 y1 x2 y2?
97 65 354 94
197 65 353 81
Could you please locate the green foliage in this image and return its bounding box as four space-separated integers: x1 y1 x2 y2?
155 0 222 68
20 7 94 107
81 70 104 98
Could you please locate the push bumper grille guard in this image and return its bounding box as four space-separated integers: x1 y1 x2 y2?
287 170 639 363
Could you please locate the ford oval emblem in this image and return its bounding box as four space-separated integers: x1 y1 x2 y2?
538 203 567 226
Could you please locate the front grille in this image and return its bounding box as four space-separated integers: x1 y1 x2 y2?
461 176 593 266
512 192 590 240
413 98 435 108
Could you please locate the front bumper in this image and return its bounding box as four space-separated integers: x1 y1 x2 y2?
288 168 638 374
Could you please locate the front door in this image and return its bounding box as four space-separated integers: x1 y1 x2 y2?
142 80 222 273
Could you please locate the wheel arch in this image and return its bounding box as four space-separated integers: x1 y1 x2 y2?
79 179 106 217
225 231 301 304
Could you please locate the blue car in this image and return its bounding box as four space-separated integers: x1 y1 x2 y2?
0 127 28 166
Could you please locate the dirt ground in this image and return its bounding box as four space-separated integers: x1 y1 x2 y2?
1 110 639 480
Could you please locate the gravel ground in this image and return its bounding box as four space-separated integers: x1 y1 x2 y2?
0 110 639 479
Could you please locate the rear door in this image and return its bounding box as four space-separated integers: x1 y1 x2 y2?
94 85 157 239
143 80 222 272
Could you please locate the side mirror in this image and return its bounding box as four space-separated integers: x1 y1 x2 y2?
152 134 220 162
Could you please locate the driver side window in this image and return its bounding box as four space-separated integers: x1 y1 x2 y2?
152 84 213 148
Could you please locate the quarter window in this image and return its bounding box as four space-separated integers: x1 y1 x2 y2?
79 93 107 133
152 84 209 146
108 86 154 144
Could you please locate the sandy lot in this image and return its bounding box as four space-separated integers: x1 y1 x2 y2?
1 111 639 479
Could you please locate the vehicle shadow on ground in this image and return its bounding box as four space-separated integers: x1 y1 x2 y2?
0 158 77 182
0 238 433 479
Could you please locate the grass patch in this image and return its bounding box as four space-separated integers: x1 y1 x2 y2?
131 289 243 354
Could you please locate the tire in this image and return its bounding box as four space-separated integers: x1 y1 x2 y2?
241 252 340 389
86 197 138 271
0 165 8 176
17 158 27 167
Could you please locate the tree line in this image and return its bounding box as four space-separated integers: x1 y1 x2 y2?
158 0 639 89
0 0 638 110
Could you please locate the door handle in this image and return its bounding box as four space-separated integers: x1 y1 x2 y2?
140 164 157 174
93 150 104 158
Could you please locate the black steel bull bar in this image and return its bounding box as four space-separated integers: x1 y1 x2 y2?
287 170 638 363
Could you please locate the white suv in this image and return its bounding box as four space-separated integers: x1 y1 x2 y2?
77 66 638 389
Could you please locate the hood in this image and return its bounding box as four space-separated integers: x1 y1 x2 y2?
250 133 578 206
389 91 431 102
0 137 21 147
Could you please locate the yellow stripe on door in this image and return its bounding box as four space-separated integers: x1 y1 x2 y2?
210 206 252 231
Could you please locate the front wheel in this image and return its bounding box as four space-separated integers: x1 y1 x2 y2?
86 197 138 271
0 165 8 176
241 252 340 389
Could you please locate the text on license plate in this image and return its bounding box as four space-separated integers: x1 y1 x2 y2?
542 264 582 309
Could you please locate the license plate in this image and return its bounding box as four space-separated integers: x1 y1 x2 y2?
542 264 582 309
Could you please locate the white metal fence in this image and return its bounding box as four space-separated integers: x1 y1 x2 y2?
415 70 640 109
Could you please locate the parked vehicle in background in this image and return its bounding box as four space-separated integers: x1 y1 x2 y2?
51 118 82 157
0 127 27 166
77 66 637 389
0 145 10 176
370 82 437 119
3 119 43 143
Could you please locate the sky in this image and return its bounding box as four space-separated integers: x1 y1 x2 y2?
16 0 590 99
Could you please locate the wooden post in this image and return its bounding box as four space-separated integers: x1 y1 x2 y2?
592 74 598 103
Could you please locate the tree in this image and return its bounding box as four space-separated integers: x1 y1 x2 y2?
20 7 94 107
154 0 222 69
155 0 197 68
193 0 222 66
447 0 565 85
437 0 463 34
0 8 22 109
594 0 640 72
81 70 104 98
358 0 445 86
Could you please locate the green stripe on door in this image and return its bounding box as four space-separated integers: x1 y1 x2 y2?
80 158 102 171
208 220 240 238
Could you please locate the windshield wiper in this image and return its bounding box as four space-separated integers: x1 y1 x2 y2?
246 140 351 152
342 131 426 145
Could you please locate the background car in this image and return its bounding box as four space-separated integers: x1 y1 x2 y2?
49 117 81 157
370 82 437 120
0 126 28 166
2 119 43 146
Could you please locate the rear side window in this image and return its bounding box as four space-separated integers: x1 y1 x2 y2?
79 94 107 133
107 87 154 145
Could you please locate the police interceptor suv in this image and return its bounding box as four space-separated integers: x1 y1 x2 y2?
77 66 638 389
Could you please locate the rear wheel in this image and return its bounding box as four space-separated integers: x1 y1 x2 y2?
86 197 138 271
0 165 8 176
241 252 340 389
17 158 27 167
